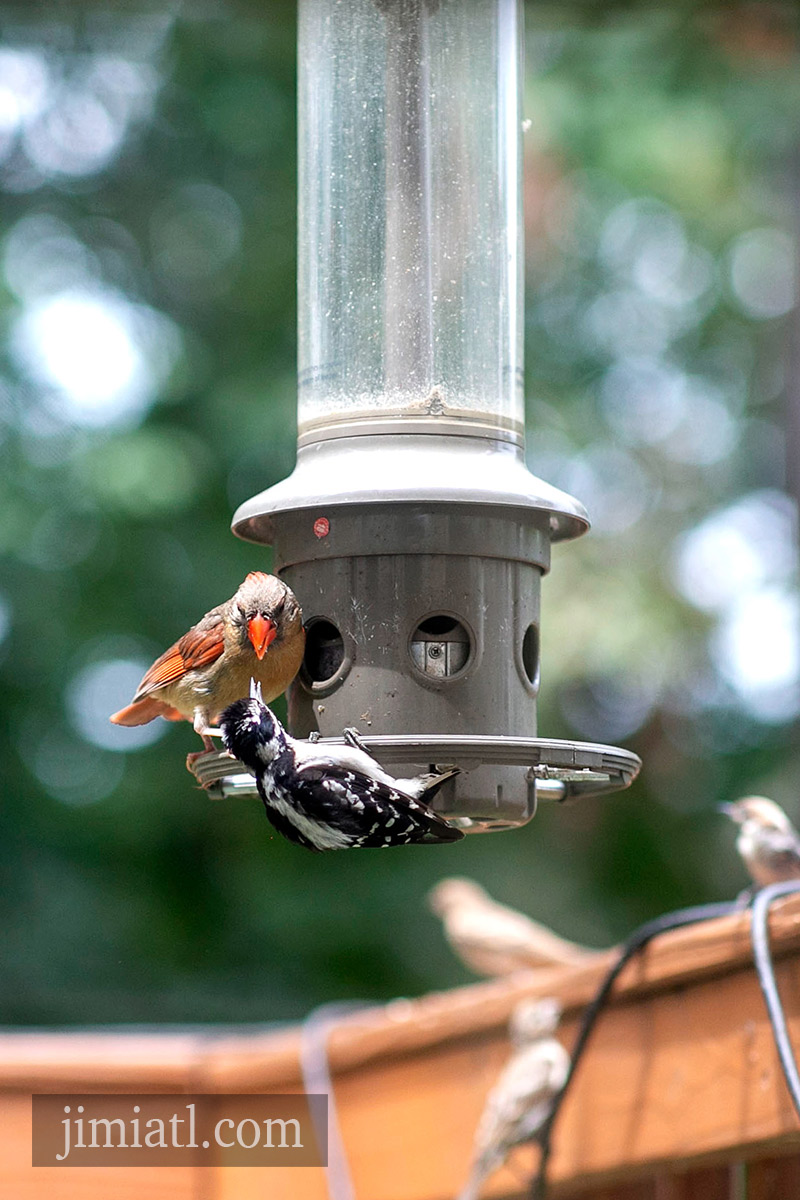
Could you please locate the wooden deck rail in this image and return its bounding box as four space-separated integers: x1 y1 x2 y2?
4 894 800 1199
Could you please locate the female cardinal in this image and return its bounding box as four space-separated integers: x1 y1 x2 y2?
110 572 305 749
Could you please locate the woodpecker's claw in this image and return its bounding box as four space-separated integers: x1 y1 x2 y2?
343 726 368 753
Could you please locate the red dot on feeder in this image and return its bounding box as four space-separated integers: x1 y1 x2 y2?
313 516 330 539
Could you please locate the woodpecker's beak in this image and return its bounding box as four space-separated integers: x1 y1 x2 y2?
248 615 277 660
717 802 737 819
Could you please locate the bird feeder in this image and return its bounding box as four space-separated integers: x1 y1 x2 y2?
198 0 640 830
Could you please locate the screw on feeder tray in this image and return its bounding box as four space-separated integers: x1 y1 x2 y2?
218 0 642 833
410 615 472 679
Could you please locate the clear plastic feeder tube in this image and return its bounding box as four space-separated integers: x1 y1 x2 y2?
298 0 524 442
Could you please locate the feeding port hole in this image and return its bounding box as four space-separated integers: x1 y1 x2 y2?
302 618 345 685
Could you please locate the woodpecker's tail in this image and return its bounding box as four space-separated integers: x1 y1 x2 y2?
397 767 463 843
411 766 460 802
415 770 464 844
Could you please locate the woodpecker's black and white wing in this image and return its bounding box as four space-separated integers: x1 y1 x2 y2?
290 737 456 802
262 758 464 852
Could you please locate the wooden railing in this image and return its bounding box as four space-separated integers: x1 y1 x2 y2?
4 894 800 1199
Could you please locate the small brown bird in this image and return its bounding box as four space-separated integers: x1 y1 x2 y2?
720 796 800 888
457 997 569 1200
110 572 305 749
428 878 601 978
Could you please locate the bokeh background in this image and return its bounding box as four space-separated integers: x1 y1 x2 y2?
2 1 798 1026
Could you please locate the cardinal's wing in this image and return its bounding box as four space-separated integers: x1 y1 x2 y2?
132 608 226 700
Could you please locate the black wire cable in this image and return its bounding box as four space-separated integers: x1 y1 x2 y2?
750 880 800 1117
292 888 800 1200
530 899 742 1200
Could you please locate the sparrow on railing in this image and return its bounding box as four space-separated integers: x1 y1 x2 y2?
720 796 800 888
429 878 604 977
457 997 569 1200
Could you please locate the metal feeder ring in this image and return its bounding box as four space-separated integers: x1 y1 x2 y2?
189 736 641 833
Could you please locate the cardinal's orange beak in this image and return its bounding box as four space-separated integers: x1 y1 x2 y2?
248 614 277 660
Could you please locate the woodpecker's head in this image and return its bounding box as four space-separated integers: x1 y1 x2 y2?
509 996 562 1046
229 572 303 661
220 680 287 770
427 877 489 917
718 796 795 835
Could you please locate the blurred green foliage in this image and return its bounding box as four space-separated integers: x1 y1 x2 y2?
1 2 798 1025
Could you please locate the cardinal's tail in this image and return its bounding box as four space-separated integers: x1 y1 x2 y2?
110 697 185 726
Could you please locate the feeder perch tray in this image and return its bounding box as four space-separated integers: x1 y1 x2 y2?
189 736 641 830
